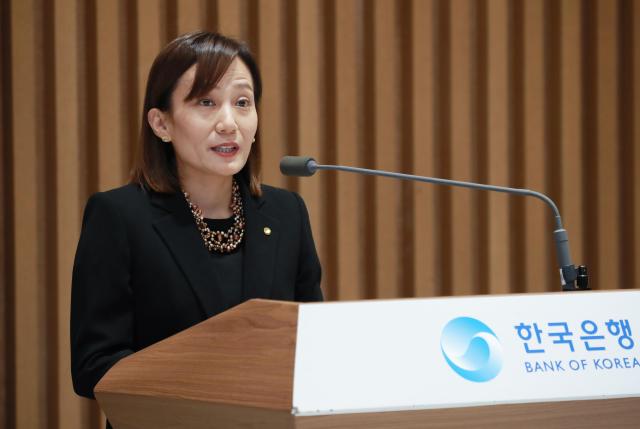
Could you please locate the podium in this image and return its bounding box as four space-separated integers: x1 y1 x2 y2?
95 291 640 428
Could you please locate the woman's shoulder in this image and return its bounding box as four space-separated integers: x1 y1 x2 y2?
259 183 292 198
256 184 311 225
84 183 150 214
259 184 305 208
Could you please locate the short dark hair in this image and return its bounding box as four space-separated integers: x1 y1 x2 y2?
131 31 263 196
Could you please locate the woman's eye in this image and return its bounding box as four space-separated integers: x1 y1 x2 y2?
236 98 251 108
199 99 215 107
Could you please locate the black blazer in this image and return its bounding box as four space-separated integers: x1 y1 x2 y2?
70 179 323 399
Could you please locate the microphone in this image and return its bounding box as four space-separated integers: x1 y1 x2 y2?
280 155 589 291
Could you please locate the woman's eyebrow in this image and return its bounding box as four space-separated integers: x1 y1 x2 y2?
216 81 254 91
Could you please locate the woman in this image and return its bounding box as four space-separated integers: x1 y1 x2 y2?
71 31 323 402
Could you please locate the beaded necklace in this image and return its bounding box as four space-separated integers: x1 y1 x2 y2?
182 179 245 253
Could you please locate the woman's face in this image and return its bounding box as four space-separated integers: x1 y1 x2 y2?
157 58 258 182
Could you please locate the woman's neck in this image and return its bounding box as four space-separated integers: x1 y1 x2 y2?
180 174 233 219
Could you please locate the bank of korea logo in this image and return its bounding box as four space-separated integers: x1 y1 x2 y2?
440 317 503 382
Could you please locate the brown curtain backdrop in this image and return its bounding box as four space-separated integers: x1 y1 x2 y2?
1 0 639 427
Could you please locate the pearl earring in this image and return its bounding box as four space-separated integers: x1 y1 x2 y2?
161 136 171 143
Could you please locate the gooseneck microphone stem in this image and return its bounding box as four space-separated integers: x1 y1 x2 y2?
313 162 564 229
280 156 588 291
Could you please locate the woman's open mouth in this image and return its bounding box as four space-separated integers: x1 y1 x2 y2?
211 143 239 157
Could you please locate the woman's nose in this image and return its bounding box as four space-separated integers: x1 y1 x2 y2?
215 104 237 134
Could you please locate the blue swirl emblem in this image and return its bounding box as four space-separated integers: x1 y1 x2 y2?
440 317 503 382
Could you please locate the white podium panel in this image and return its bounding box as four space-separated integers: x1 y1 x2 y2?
292 290 640 416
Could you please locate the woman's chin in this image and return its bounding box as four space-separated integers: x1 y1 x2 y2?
204 162 245 178
180 156 248 180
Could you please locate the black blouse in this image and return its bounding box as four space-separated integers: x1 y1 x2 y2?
204 217 244 309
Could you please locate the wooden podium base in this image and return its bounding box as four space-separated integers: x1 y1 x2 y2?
101 394 640 429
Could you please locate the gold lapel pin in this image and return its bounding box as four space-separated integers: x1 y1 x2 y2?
263 226 272 236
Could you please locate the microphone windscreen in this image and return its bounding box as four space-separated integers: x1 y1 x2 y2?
280 156 316 176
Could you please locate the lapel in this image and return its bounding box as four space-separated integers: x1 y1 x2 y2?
149 178 280 318
239 180 280 300
150 190 232 318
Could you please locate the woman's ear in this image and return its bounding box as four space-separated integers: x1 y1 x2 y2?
148 108 172 142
